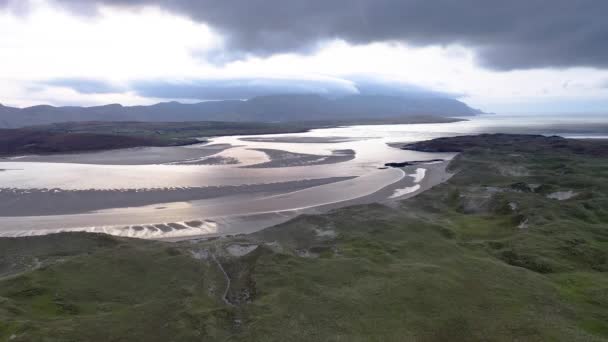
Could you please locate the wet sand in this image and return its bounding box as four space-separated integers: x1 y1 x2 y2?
240 136 363 144
0 161 453 240
3 143 231 165
0 123 463 240
245 149 355 168
0 168 406 238
0 177 354 216
2 115 600 240
300 160 454 212
166 156 239 166
383 161 454 202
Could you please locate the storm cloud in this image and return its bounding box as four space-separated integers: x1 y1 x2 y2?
44 0 608 70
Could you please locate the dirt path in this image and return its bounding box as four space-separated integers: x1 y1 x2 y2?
211 252 234 307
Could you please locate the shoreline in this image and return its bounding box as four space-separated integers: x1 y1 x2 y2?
0 159 455 241
3 143 232 165
0 117 465 158
0 177 355 217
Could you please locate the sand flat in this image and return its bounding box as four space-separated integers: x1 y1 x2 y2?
4 143 232 165
244 148 355 168
0 123 461 240
0 177 355 216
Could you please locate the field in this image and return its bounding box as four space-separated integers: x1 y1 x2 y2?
1 134 607 341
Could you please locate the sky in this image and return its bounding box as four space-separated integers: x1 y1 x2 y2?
1 0 608 114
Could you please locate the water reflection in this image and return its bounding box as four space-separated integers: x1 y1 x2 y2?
0 113 606 238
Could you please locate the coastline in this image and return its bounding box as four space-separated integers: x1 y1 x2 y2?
0 159 455 241
0 116 465 158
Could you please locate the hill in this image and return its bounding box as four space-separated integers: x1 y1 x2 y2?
0 94 481 128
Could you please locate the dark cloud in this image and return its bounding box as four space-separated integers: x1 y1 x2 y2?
43 78 124 94
43 0 608 70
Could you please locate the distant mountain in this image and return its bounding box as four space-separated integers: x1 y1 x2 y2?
0 94 482 128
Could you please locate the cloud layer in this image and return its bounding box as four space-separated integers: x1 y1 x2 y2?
131 77 357 100
43 78 124 94
44 0 608 70
40 76 458 101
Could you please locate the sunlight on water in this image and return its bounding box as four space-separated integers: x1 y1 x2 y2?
0 113 606 239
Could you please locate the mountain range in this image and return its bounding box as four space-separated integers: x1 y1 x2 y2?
0 94 482 128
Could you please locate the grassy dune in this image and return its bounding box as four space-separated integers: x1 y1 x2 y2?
1 134 607 341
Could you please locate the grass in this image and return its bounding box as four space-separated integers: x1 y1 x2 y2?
0 134 607 341
0 236 234 341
